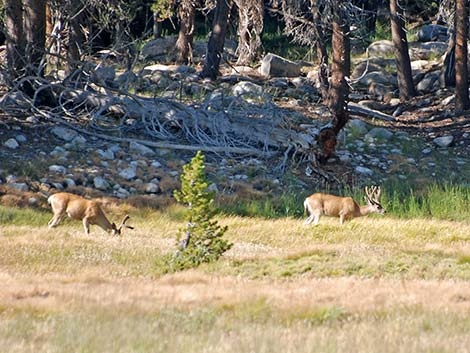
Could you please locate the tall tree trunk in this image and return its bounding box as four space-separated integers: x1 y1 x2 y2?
311 0 329 100
153 12 163 39
440 25 456 88
234 0 264 65
67 0 86 73
4 0 25 79
23 0 47 76
200 0 232 80
455 0 469 110
390 0 415 101
176 0 196 64
318 1 350 163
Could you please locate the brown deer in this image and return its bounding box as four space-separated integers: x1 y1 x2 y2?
47 192 133 236
303 186 385 225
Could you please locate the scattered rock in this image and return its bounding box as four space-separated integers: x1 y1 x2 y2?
94 176 110 190
130 141 154 156
7 182 29 192
368 40 394 57
433 135 453 148
49 165 67 174
355 166 374 176
417 24 449 42
119 167 137 180
144 182 160 193
259 53 301 78
365 127 393 141
51 127 77 142
4 138 19 149
232 81 263 97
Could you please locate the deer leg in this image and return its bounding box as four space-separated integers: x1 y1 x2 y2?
339 213 346 225
48 212 65 228
82 218 91 236
304 215 314 225
313 212 321 225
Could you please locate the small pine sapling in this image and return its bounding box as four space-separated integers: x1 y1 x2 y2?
171 151 232 270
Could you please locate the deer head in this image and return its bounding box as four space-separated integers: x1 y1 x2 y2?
364 186 386 214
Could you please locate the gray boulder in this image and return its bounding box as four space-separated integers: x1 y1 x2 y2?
259 53 301 78
142 36 178 59
433 135 453 147
417 24 449 42
416 71 440 93
130 141 154 156
368 40 394 57
4 138 19 149
51 127 77 142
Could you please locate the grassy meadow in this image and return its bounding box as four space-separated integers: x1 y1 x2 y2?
0 185 469 353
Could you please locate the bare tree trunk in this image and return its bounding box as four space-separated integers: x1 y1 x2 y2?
311 0 329 100
200 0 232 80
390 0 415 101
67 0 86 73
4 0 25 79
455 0 469 110
318 1 350 162
440 26 456 88
234 0 264 65
153 12 163 39
23 0 47 76
176 0 196 64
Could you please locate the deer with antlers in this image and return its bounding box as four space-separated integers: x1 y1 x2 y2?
303 186 385 225
47 192 134 236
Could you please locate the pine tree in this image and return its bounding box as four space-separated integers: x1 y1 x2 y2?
170 151 232 270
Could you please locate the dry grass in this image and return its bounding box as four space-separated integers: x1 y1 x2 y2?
0 206 469 352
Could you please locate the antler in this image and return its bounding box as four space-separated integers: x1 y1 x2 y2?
365 186 381 202
117 215 134 232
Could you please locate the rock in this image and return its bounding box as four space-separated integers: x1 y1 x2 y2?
7 182 29 192
422 147 432 155
71 135 87 146
144 182 160 193
347 119 369 136
417 24 449 42
441 95 455 106
114 187 130 199
176 65 196 75
433 135 453 147
63 178 76 188
416 71 440 93
366 127 393 141
49 165 67 174
92 66 115 84
51 127 77 142
116 71 137 86
358 71 397 87
93 176 110 190
129 141 154 156
4 138 19 149
368 40 394 57
119 167 137 180
15 134 27 143
207 183 218 193
232 81 263 97
368 82 394 98
259 53 301 77
409 41 447 61
50 146 68 158
96 148 115 160
355 166 373 176
151 160 162 168
142 36 178 59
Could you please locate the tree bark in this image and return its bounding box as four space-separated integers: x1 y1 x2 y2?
390 0 416 101
318 1 350 163
176 0 196 64
234 0 264 65
200 0 232 80
4 0 25 79
153 12 163 39
23 0 47 76
455 0 470 110
311 0 329 100
67 0 86 74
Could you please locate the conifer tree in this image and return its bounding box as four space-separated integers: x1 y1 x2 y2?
171 151 232 270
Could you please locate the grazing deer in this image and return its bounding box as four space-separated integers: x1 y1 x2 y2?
47 192 133 236
303 186 385 225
